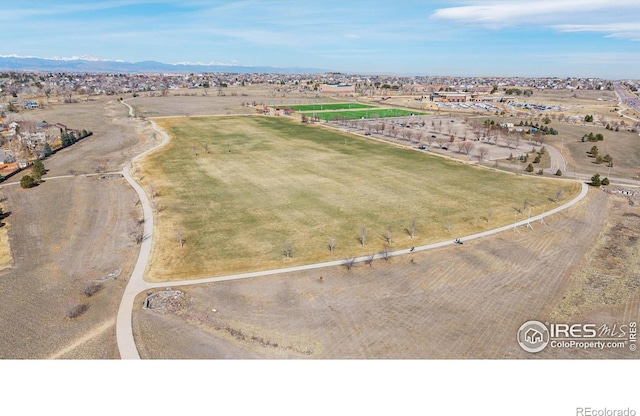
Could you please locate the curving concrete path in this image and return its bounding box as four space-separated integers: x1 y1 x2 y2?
114 105 592 359
116 102 170 359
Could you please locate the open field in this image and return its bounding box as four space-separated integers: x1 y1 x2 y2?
127 85 334 118
0 175 139 358
0 97 148 358
138 115 578 281
477 115 640 180
553 126 640 180
1 90 636 359
303 107 426 121
132 188 639 358
276 103 375 111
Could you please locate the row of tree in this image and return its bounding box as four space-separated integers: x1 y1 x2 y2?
60 129 92 148
587 146 613 166
582 132 604 142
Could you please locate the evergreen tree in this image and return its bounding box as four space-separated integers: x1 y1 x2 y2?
20 175 36 189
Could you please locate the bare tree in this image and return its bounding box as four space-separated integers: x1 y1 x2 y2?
328 238 336 253
460 141 475 155
436 136 449 149
148 181 159 199
407 218 417 239
503 133 516 149
284 242 292 260
380 244 391 261
532 131 544 145
426 134 437 149
128 220 144 245
477 146 489 162
385 226 393 244
359 226 366 247
66 304 90 319
83 282 104 297
343 257 356 271
554 190 563 202
176 228 186 248
364 253 375 267
486 208 493 223
151 199 164 214
471 121 483 141
514 132 522 149
160 77 170 97
445 222 453 233
413 130 423 145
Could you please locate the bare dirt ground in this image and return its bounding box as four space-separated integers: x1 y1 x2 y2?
132 189 639 359
0 97 150 359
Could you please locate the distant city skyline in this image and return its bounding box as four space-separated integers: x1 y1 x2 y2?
1 1 639 79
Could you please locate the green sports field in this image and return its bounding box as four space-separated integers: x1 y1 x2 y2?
302 108 426 120
275 103 375 111
141 115 579 281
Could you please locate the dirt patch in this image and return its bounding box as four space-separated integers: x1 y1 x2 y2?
552 191 640 321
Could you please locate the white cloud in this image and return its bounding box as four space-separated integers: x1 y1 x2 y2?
431 1 640 39
555 23 640 42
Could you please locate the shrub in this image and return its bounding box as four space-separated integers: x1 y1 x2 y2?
66 304 90 319
591 173 601 187
601 177 610 186
83 282 104 297
555 169 562 176
525 163 534 173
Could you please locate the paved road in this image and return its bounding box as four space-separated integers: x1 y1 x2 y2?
614 82 640 118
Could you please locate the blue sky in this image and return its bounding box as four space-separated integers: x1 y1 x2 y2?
1 0 639 78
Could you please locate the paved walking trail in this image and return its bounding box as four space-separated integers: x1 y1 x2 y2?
114 103 594 359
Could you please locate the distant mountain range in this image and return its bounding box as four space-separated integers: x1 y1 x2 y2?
0 55 326 74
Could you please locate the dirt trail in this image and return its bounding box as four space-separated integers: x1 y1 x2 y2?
48 318 116 359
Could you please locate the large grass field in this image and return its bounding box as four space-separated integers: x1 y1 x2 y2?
302 108 426 121
276 103 375 111
141 116 579 281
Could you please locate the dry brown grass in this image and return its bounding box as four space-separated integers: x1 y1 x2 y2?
0 225 11 270
0 98 143 359
138 115 578 281
133 188 638 358
551 191 640 321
